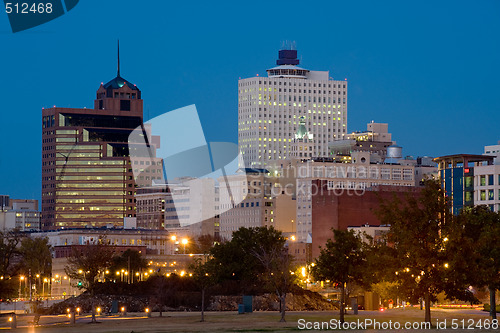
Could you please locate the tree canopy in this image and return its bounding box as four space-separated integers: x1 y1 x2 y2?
313 229 365 323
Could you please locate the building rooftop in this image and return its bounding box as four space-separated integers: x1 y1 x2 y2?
433 154 495 163
103 75 139 90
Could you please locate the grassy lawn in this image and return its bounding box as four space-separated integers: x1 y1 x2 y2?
0 308 496 332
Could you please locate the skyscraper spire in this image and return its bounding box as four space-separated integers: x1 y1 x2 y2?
117 39 120 77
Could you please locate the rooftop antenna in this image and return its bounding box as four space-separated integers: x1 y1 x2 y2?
281 40 296 50
117 39 120 77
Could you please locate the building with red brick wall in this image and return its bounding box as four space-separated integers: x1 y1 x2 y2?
311 179 420 258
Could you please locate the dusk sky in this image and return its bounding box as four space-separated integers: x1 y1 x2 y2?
1 0 499 202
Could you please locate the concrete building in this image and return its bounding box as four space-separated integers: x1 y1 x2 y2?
484 141 500 164
218 169 273 240
238 48 347 167
41 47 160 230
135 178 219 237
329 122 394 163
0 196 40 231
217 168 296 240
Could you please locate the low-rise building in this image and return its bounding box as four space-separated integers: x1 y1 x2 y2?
434 153 497 214
0 196 40 231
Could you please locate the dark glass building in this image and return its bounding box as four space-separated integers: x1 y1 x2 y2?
434 154 494 215
41 57 154 230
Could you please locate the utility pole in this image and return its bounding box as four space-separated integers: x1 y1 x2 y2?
29 269 32 302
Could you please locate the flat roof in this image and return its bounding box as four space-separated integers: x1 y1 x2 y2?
433 154 495 163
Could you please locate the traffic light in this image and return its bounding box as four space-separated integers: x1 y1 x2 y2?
77 281 82 287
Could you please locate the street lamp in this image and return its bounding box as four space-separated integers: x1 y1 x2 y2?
181 238 188 254
19 276 25 299
43 278 48 297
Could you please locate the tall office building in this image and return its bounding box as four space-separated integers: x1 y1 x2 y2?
41 47 155 230
238 48 348 167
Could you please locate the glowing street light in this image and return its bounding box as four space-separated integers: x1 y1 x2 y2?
181 238 188 254
19 276 25 298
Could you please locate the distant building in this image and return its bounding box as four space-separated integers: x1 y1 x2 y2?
329 122 394 162
269 121 436 243
290 117 314 159
41 46 161 230
274 149 429 243
238 48 348 167
218 169 273 240
217 168 296 240
435 152 500 214
484 141 500 164
0 196 40 231
311 180 420 258
30 227 200 297
135 178 219 238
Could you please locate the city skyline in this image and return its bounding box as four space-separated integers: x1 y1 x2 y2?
1 0 500 203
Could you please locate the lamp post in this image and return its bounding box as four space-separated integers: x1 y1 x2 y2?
170 235 177 254
181 238 188 254
19 276 25 299
43 278 48 297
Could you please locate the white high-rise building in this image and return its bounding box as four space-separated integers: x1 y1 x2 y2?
238 48 348 167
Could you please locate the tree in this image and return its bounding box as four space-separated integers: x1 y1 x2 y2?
209 226 286 291
149 275 178 317
208 226 296 320
313 229 365 324
64 238 114 322
252 241 295 322
18 237 52 297
0 230 22 299
377 179 451 324
447 205 500 319
189 258 217 322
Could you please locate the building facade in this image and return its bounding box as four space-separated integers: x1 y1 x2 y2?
135 178 219 237
238 49 347 167
435 153 500 214
311 180 419 258
328 122 394 162
41 53 159 229
0 197 40 231
291 151 419 242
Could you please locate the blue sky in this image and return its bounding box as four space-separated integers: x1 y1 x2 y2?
0 0 499 201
